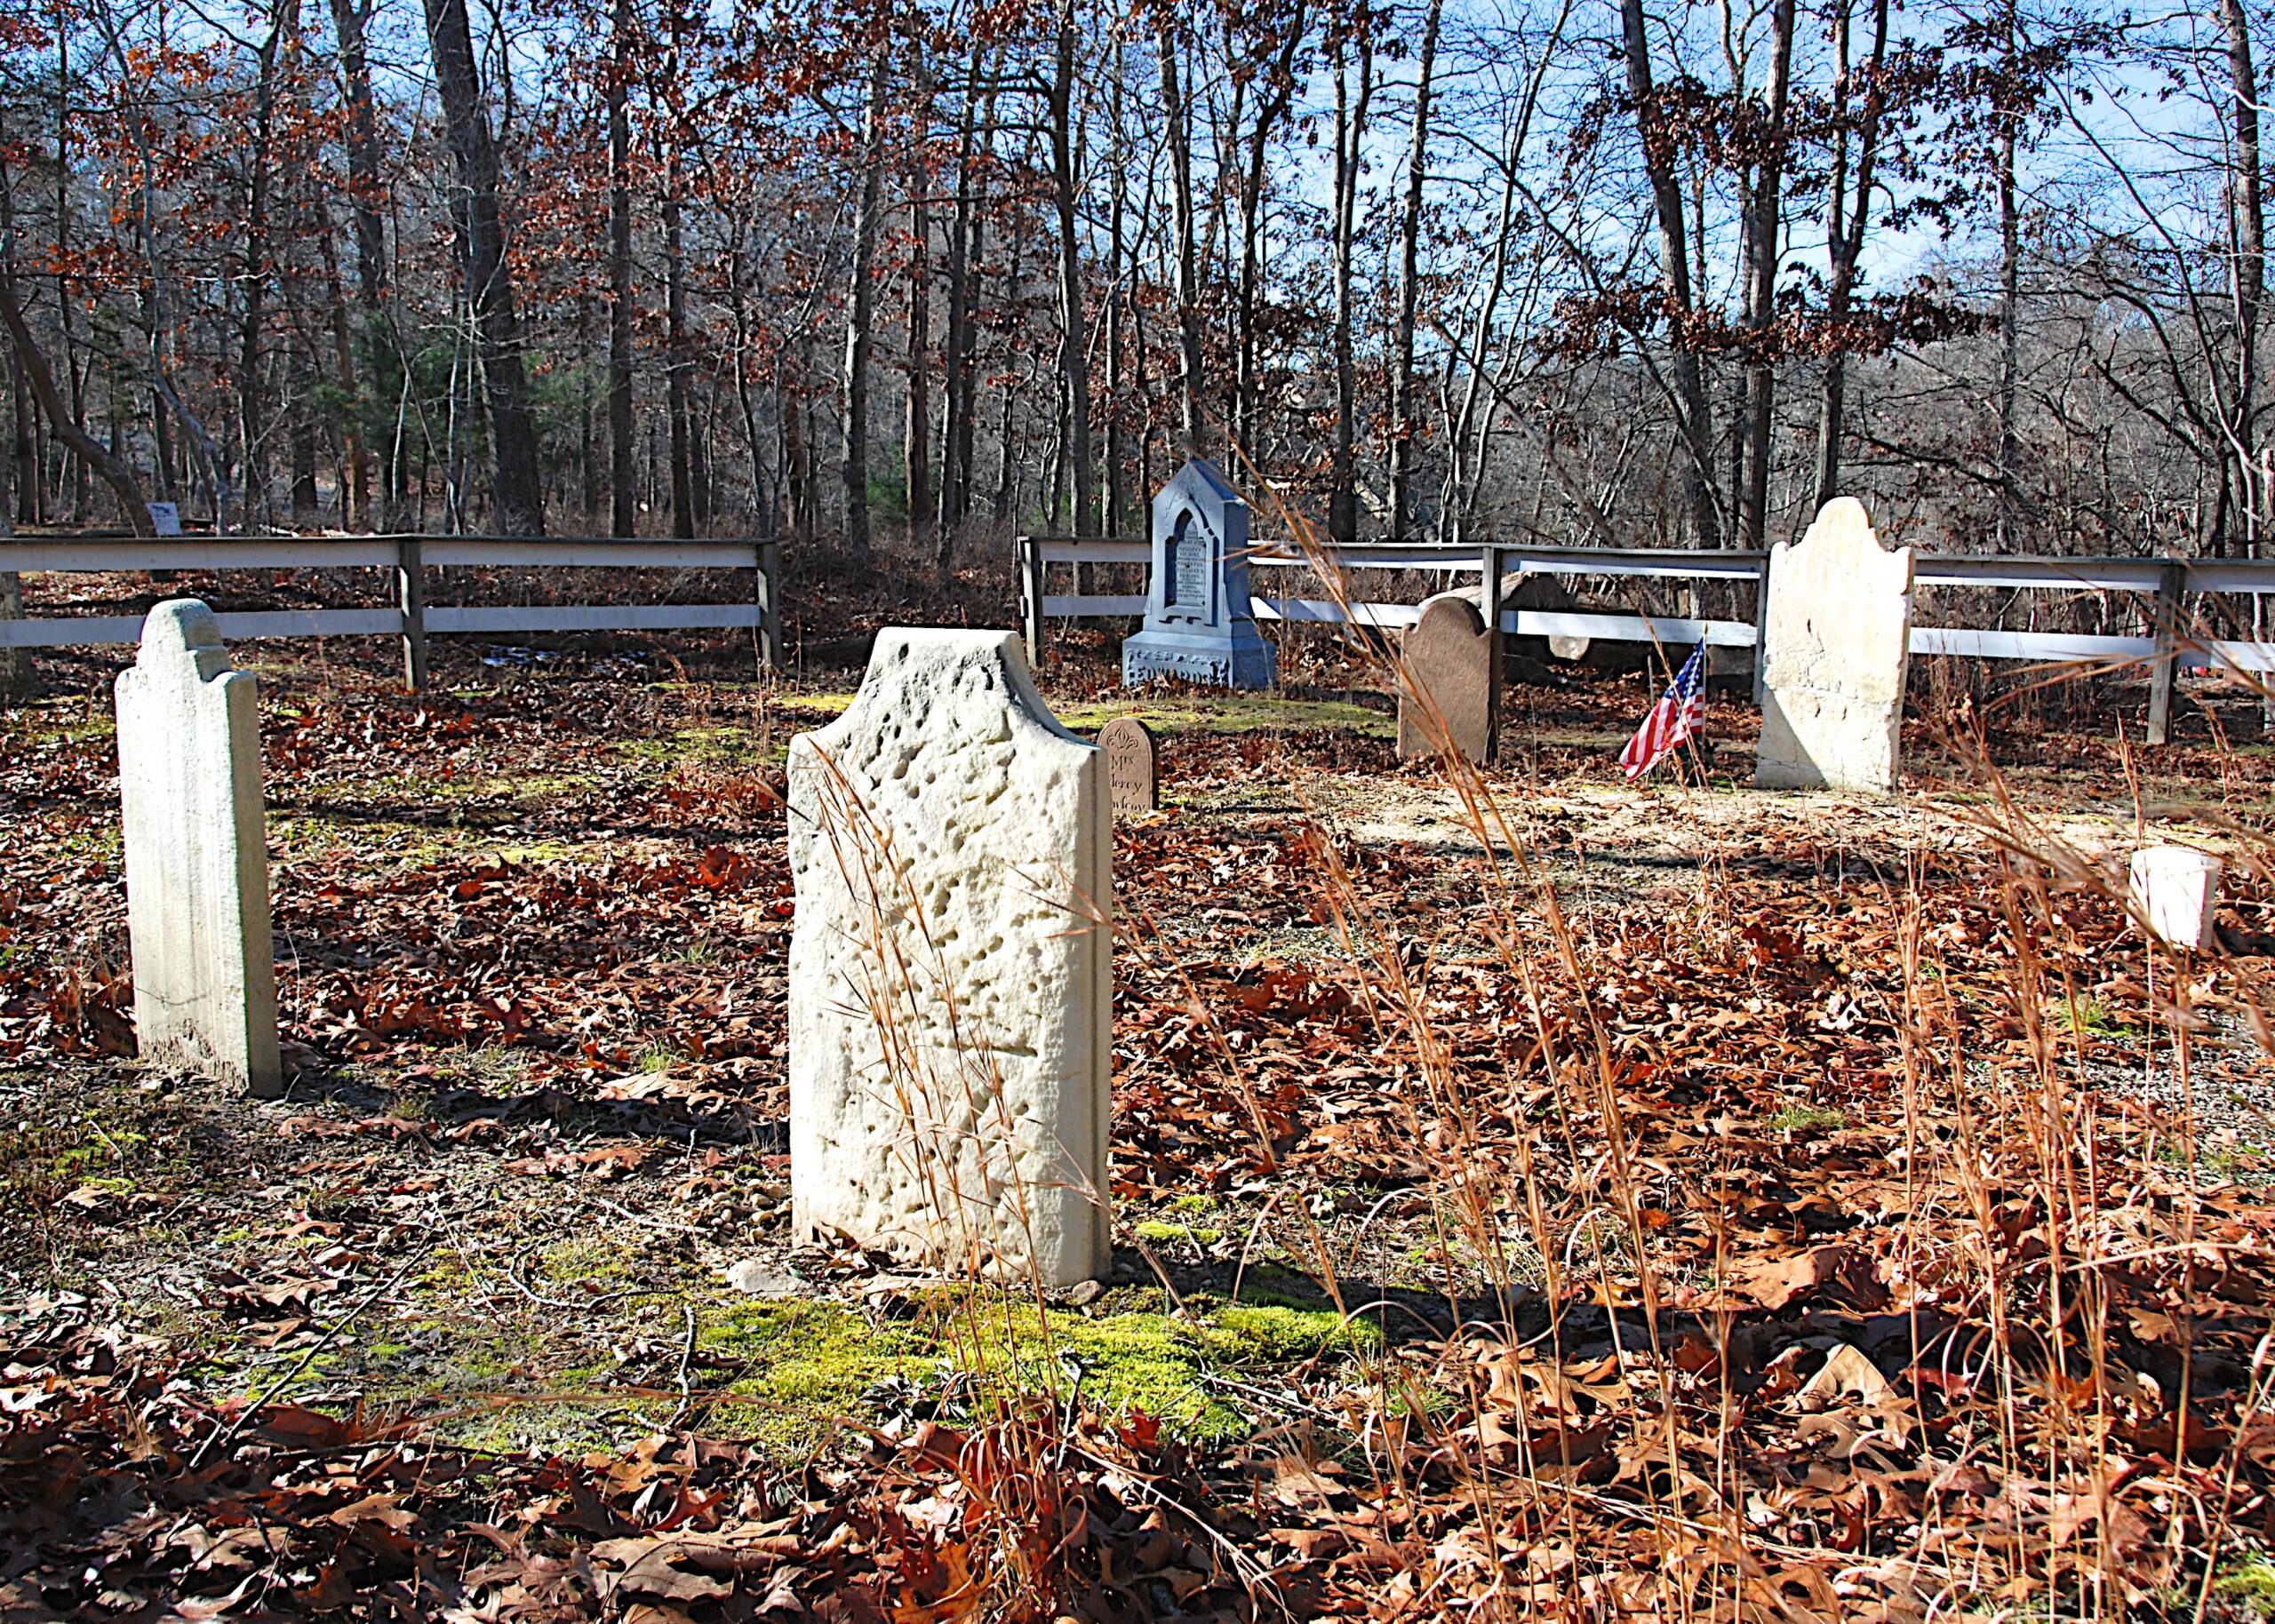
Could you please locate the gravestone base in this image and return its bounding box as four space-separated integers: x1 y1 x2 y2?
1122 625 1275 689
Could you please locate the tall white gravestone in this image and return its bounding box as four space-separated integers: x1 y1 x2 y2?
1754 498 1913 794
1121 460 1276 689
788 629 1113 1286
116 600 282 1096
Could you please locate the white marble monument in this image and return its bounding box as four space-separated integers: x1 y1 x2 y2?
1754 498 1913 794
116 600 282 1096
787 629 1113 1285
2129 846 2223 951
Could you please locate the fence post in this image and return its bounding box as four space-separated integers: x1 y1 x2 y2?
1018 534 1046 670
1480 544 1505 764
755 540 783 673
396 537 427 695
1751 552 1773 710
2145 558 2186 745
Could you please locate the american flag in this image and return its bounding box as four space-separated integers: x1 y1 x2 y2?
1618 644 1707 779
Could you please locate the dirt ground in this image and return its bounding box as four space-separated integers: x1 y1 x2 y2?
8 614 2275 1620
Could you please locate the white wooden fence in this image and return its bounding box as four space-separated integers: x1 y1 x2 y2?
1016 536 2275 745
0 534 781 690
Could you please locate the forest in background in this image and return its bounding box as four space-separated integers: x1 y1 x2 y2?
0 0 2262 560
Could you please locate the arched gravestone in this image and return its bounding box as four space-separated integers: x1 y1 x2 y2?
787 628 1113 1286
1121 460 1276 689
1396 592 1491 763
1754 498 1912 793
1098 716 1158 814
115 600 282 1096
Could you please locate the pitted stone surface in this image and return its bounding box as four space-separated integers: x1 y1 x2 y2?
1397 592 1491 763
116 599 281 1096
2130 845 2223 950
788 629 1112 1285
1754 498 1912 794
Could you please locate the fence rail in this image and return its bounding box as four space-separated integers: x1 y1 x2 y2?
1018 535 2275 745
0 533 782 688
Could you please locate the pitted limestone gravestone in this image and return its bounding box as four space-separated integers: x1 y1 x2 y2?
1098 716 1158 815
116 600 282 1096
1754 498 1913 794
2130 846 2223 951
1122 460 1275 689
788 628 1113 1286
1397 592 1492 763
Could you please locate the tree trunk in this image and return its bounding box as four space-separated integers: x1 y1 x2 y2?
1329 19 1373 544
421 0 547 535
1231 16 1305 459
609 0 636 537
240 16 278 528
1735 0 1794 549
906 44 935 557
1811 0 1889 508
1995 124 2020 548
1104 59 1127 536
1158 23 1204 451
1618 0 1720 546
1388 0 1442 541
2223 0 2264 554
1048 13 1096 534
665 176 696 537
842 47 890 556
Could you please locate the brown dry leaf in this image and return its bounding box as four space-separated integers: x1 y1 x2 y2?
327 1493 417 1532
1798 1343 1894 1411
1269 1453 1345 1506
1734 1243 1855 1310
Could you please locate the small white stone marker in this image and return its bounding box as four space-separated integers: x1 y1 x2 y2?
1754 498 1913 794
787 628 1112 1286
116 599 282 1096
2129 846 2223 951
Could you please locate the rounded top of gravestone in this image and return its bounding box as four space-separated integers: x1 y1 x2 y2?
140 598 225 658
1780 497 1912 576
1411 591 1486 640
795 627 1096 772
1096 715 1158 770
121 598 238 697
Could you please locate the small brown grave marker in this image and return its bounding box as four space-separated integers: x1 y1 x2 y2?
1396 592 1491 763
1098 716 1159 815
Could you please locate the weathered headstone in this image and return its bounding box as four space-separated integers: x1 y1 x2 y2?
1098 716 1158 815
116 600 282 1096
2130 845 2223 950
1754 498 1912 794
1122 460 1276 689
788 628 1112 1286
1397 592 1491 763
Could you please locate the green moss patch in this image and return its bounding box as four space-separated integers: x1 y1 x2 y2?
697 1291 1375 1453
